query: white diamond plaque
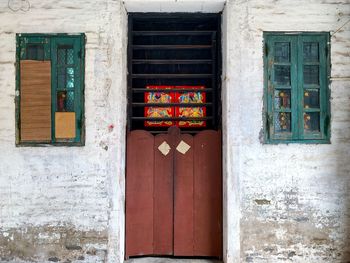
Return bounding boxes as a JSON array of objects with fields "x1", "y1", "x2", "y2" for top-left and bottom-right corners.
[
  {"x1": 176, "y1": 140, "x2": 191, "y2": 155},
  {"x1": 158, "y1": 141, "x2": 171, "y2": 156}
]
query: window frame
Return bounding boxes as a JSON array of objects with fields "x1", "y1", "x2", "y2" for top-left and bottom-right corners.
[
  {"x1": 263, "y1": 32, "x2": 331, "y2": 144},
  {"x1": 15, "y1": 33, "x2": 86, "y2": 146}
]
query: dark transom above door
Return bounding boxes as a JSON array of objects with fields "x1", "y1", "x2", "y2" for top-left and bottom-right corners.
[{"x1": 127, "y1": 13, "x2": 222, "y2": 134}]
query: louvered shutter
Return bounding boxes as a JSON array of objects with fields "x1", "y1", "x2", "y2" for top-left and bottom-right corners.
[{"x1": 20, "y1": 60, "x2": 52, "y2": 142}]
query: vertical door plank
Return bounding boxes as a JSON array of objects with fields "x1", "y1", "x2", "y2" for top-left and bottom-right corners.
[
  {"x1": 194, "y1": 130, "x2": 222, "y2": 257},
  {"x1": 174, "y1": 133, "x2": 194, "y2": 256},
  {"x1": 153, "y1": 133, "x2": 174, "y2": 255},
  {"x1": 126, "y1": 130, "x2": 155, "y2": 257}
]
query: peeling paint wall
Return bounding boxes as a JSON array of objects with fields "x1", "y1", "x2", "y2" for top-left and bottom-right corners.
[
  {"x1": 0, "y1": 0, "x2": 349, "y2": 263},
  {"x1": 222, "y1": 0, "x2": 350, "y2": 262},
  {"x1": 0, "y1": 0, "x2": 127, "y2": 262}
]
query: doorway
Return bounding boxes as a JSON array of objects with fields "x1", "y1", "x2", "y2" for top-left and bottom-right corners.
[{"x1": 125, "y1": 13, "x2": 222, "y2": 259}]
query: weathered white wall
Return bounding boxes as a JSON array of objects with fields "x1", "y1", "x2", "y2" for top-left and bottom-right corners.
[
  {"x1": 0, "y1": 0, "x2": 349, "y2": 262},
  {"x1": 222, "y1": 0, "x2": 350, "y2": 262},
  {"x1": 0, "y1": 0, "x2": 128, "y2": 262},
  {"x1": 123, "y1": 0, "x2": 226, "y2": 13}
]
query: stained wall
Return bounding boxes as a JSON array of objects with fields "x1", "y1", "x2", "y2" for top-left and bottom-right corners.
[
  {"x1": 0, "y1": 1, "x2": 128, "y2": 262},
  {"x1": 222, "y1": 0, "x2": 350, "y2": 262},
  {"x1": 0, "y1": 0, "x2": 349, "y2": 262}
]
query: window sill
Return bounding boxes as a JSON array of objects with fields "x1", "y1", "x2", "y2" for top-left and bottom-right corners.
[
  {"x1": 16, "y1": 142, "x2": 85, "y2": 147},
  {"x1": 263, "y1": 139, "x2": 330, "y2": 144}
]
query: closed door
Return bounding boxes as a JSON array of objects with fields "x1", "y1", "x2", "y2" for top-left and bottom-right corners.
[{"x1": 125, "y1": 127, "x2": 222, "y2": 258}]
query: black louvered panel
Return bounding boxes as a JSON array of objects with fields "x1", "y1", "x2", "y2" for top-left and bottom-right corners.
[{"x1": 128, "y1": 14, "x2": 221, "y2": 133}]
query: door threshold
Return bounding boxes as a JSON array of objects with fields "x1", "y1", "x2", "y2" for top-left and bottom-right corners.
[{"x1": 125, "y1": 257, "x2": 222, "y2": 263}]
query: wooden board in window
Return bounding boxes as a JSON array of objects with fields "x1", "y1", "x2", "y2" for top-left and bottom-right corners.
[
  {"x1": 55, "y1": 112, "x2": 76, "y2": 139},
  {"x1": 20, "y1": 60, "x2": 51, "y2": 142}
]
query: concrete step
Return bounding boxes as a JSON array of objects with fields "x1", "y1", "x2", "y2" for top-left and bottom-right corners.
[{"x1": 125, "y1": 258, "x2": 222, "y2": 263}]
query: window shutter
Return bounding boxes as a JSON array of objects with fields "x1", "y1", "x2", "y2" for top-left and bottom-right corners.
[
  {"x1": 264, "y1": 32, "x2": 330, "y2": 143},
  {"x1": 265, "y1": 35, "x2": 296, "y2": 141},
  {"x1": 20, "y1": 60, "x2": 52, "y2": 142}
]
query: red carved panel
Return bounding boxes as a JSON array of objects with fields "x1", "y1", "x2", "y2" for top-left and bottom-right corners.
[{"x1": 144, "y1": 86, "x2": 206, "y2": 127}]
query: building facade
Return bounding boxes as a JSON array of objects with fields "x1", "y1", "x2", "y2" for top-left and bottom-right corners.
[{"x1": 0, "y1": 0, "x2": 349, "y2": 262}]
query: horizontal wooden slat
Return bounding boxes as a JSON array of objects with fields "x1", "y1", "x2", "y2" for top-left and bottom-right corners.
[
  {"x1": 20, "y1": 60, "x2": 51, "y2": 142},
  {"x1": 133, "y1": 31, "x2": 216, "y2": 36},
  {"x1": 133, "y1": 45, "x2": 212, "y2": 50},
  {"x1": 21, "y1": 101, "x2": 52, "y2": 106},
  {"x1": 21, "y1": 118, "x2": 51, "y2": 124},
  {"x1": 20, "y1": 129, "x2": 52, "y2": 142},
  {"x1": 132, "y1": 59, "x2": 213, "y2": 65},
  {"x1": 131, "y1": 74, "x2": 213, "y2": 79},
  {"x1": 21, "y1": 106, "x2": 51, "y2": 111},
  {"x1": 132, "y1": 88, "x2": 214, "y2": 93}
]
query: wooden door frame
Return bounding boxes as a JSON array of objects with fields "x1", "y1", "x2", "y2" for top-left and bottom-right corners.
[{"x1": 124, "y1": 12, "x2": 224, "y2": 261}]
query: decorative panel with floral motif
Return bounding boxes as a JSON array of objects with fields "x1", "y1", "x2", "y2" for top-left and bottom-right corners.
[
  {"x1": 144, "y1": 86, "x2": 175, "y2": 127},
  {"x1": 144, "y1": 85, "x2": 207, "y2": 128},
  {"x1": 175, "y1": 86, "x2": 206, "y2": 127}
]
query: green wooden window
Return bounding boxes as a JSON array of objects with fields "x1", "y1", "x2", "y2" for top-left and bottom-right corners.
[
  {"x1": 263, "y1": 32, "x2": 330, "y2": 144},
  {"x1": 16, "y1": 34, "x2": 85, "y2": 146}
]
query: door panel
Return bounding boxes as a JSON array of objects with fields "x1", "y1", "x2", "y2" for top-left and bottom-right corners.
[
  {"x1": 174, "y1": 133, "x2": 194, "y2": 256},
  {"x1": 194, "y1": 131, "x2": 222, "y2": 257},
  {"x1": 126, "y1": 131, "x2": 154, "y2": 256},
  {"x1": 125, "y1": 128, "x2": 222, "y2": 258},
  {"x1": 153, "y1": 133, "x2": 174, "y2": 255}
]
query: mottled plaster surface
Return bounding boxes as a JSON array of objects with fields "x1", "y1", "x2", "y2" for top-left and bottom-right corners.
[
  {"x1": 0, "y1": 0, "x2": 349, "y2": 262},
  {"x1": 223, "y1": 0, "x2": 350, "y2": 262}
]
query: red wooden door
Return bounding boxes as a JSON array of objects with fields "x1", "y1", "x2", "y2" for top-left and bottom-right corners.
[{"x1": 125, "y1": 127, "x2": 222, "y2": 258}]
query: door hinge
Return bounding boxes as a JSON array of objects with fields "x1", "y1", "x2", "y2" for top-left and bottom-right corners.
[
  {"x1": 324, "y1": 114, "x2": 330, "y2": 136},
  {"x1": 266, "y1": 113, "x2": 272, "y2": 138},
  {"x1": 264, "y1": 43, "x2": 268, "y2": 56},
  {"x1": 78, "y1": 117, "x2": 82, "y2": 128}
]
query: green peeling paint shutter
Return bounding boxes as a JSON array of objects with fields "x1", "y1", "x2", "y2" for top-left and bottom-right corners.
[
  {"x1": 51, "y1": 36, "x2": 84, "y2": 143},
  {"x1": 264, "y1": 32, "x2": 330, "y2": 144}
]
